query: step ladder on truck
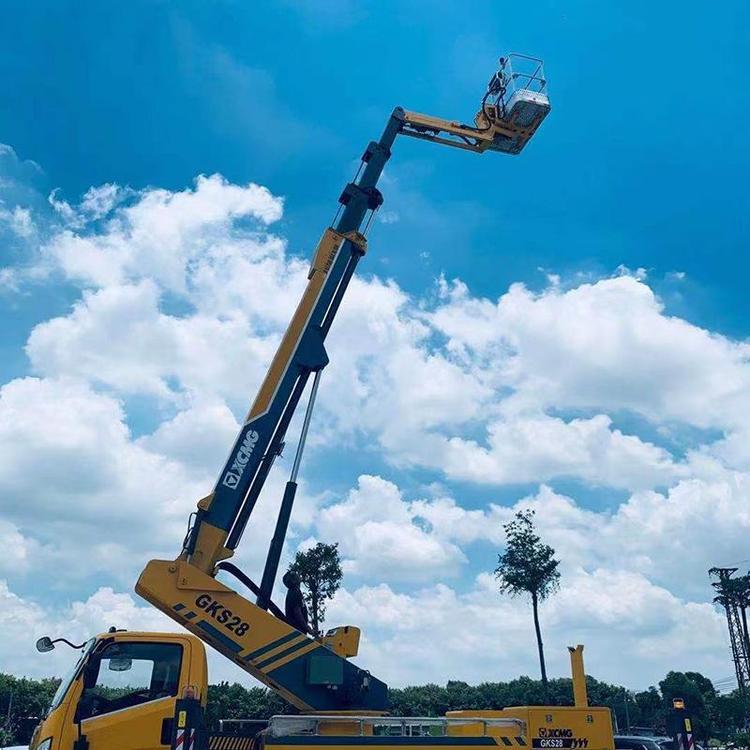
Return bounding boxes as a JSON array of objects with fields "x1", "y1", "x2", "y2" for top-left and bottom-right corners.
[{"x1": 28, "y1": 53, "x2": 613, "y2": 750}]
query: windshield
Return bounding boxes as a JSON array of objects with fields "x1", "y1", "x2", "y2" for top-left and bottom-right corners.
[{"x1": 48, "y1": 637, "x2": 97, "y2": 712}]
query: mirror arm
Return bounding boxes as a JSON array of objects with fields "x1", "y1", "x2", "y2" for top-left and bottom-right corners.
[{"x1": 55, "y1": 637, "x2": 87, "y2": 649}]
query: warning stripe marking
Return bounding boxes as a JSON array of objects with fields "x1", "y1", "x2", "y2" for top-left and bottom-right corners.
[
  {"x1": 208, "y1": 735, "x2": 255, "y2": 749},
  {"x1": 261, "y1": 641, "x2": 320, "y2": 673},
  {"x1": 253, "y1": 634, "x2": 309, "y2": 667},
  {"x1": 245, "y1": 631, "x2": 302, "y2": 662}
]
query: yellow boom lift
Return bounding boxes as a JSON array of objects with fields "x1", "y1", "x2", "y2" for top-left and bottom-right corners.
[{"x1": 30, "y1": 54, "x2": 614, "y2": 750}]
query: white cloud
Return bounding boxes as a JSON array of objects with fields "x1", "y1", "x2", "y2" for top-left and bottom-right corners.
[
  {"x1": 25, "y1": 176, "x2": 719, "y2": 495},
  {"x1": 0, "y1": 521, "x2": 37, "y2": 573},
  {"x1": 0, "y1": 582, "x2": 224, "y2": 682},
  {"x1": 328, "y1": 569, "x2": 726, "y2": 689},
  {"x1": 0, "y1": 376, "x2": 202, "y2": 585},
  {"x1": 0, "y1": 205, "x2": 33, "y2": 238},
  {"x1": 431, "y1": 275, "x2": 750, "y2": 433},
  {"x1": 45, "y1": 174, "x2": 283, "y2": 290},
  {"x1": 3, "y1": 164, "x2": 750, "y2": 690},
  {"x1": 26, "y1": 281, "x2": 277, "y2": 404},
  {"x1": 404, "y1": 412, "x2": 681, "y2": 490},
  {"x1": 316, "y1": 475, "x2": 466, "y2": 581},
  {"x1": 80, "y1": 184, "x2": 125, "y2": 219},
  {"x1": 412, "y1": 479, "x2": 750, "y2": 603},
  {"x1": 137, "y1": 399, "x2": 240, "y2": 477}
]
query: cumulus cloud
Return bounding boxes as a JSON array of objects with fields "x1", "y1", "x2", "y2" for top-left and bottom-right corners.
[
  {"x1": 327, "y1": 569, "x2": 727, "y2": 688},
  {"x1": 20, "y1": 174, "x2": 694, "y2": 494},
  {"x1": 45, "y1": 173, "x2": 283, "y2": 290},
  {"x1": 26, "y1": 281, "x2": 277, "y2": 404},
  {"x1": 3, "y1": 160, "x2": 750, "y2": 688},
  {"x1": 316, "y1": 475, "x2": 466, "y2": 580},
  {"x1": 316, "y1": 468, "x2": 750, "y2": 608},
  {"x1": 0, "y1": 376, "x2": 202, "y2": 586},
  {"x1": 17, "y1": 172, "x2": 722, "y2": 501},
  {"x1": 405, "y1": 412, "x2": 681, "y2": 490},
  {"x1": 0, "y1": 582, "x2": 238, "y2": 684},
  {"x1": 430, "y1": 275, "x2": 750, "y2": 433}
]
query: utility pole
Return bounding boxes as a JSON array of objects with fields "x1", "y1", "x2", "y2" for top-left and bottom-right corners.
[
  {"x1": 623, "y1": 689, "x2": 632, "y2": 734},
  {"x1": 735, "y1": 573, "x2": 750, "y2": 666},
  {"x1": 710, "y1": 567, "x2": 750, "y2": 715}
]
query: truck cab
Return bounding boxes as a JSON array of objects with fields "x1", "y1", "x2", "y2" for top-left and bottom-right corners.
[{"x1": 30, "y1": 630, "x2": 207, "y2": 750}]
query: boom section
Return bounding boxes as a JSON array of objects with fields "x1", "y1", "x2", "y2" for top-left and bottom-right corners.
[
  {"x1": 185, "y1": 110, "x2": 405, "y2": 574},
  {"x1": 136, "y1": 559, "x2": 388, "y2": 712}
]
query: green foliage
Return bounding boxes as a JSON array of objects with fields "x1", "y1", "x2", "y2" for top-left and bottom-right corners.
[
  {"x1": 712, "y1": 692, "x2": 746, "y2": 738},
  {"x1": 288, "y1": 542, "x2": 343, "y2": 636},
  {"x1": 659, "y1": 671, "x2": 715, "y2": 739},
  {"x1": 0, "y1": 672, "x2": 60, "y2": 745},
  {"x1": 495, "y1": 509, "x2": 560, "y2": 601},
  {"x1": 204, "y1": 681, "x2": 293, "y2": 728},
  {"x1": 728, "y1": 731, "x2": 750, "y2": 748}
]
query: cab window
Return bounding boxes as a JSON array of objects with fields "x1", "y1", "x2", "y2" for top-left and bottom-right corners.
[{"x1": 78, "y1": 641, "x2": 182, "y2": 720}]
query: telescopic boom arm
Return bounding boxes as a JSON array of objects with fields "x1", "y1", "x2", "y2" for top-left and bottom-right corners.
[{"x1": 136, "y1": 53, "x2": 549, "y2": 713}]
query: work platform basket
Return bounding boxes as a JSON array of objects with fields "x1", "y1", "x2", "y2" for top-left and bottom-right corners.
[{"x1": 484, "y1": 53, "x2": 550, "y2": 154}]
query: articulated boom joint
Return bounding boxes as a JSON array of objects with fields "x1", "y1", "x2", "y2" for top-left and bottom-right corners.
[
  {"x1": 339, "y1": 182, "x2": 384, "y2": 211},
  {"x1": 341, "y1": 229, "x2": 367, "y2": 253},
  {"x1": 362, "y1": 140, "x2": 391, "y2": 163}
]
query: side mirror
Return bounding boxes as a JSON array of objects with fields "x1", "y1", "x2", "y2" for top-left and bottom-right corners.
[
  {"x1": 108, "y1": 657, "x2": 132, "y2": 672},
  {"x1": 36, "y1": 636, "x2": 55, "y2": 653}
]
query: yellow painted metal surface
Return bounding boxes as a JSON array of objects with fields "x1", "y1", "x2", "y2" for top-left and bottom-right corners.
[
  {"x1": 31, "y1": 631, "x2": 207, "y2": 750},
  {"x1": 136, "y1": 558, "x2": 322, "y2": 710},
  {"x1": 568, "y1": 645, "x2": 589, "y2": 708},
  {"x1": 247, "y1": 227, "x2": 347, "y2": 423},
  {"x1": 447, "y1": 708, "x2": 614, "y2": 750},
  {"x1": 264, "y1": 743, "x2": 498, "y2": 750},
  {"x1": 188, "y1": 227, "x2": 355, "y2": 575},
  {"x1": 185, "y1": 519, "x2": 233, "y2": 576},
  {"x1": 322, "y1": 625, "x2": 361, "y2": 658}
]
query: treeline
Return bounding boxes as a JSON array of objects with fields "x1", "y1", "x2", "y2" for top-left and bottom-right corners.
[
  {"x1": 0, "y1": 673, "x2": 60, "y2": 745},
  {"x1": 1, "y1": 671, "x2": 747, "y2": 746}
]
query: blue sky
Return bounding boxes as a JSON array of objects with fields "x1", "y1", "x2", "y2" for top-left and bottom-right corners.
[
  {"x1": 1, "y1": 1, "x2": 749, "y2": 691},
  {"x1": 3, "y1": 0, "x2": 749, "y2": 332}
]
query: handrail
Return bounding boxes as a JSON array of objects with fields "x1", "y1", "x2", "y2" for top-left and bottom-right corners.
[
  {"x1": 218, "y1": 718, "x2": 269, "y2": 732},
  {"x1": 267, "y1": 714, "x2": 527, "y2": 738}
]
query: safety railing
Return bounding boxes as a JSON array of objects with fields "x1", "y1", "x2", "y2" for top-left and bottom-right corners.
[
  {"x1": 217, "y1": 717, "x2": 269, "y2": 733},
  {"x1": 268, "y1": 714, "x2": 527, "y2": 739},
  {"x1": 500, "y1": 53, "x2": 548, "y2": 100}
]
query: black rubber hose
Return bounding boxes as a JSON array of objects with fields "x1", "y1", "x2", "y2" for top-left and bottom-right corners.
[{"x1": 215, "y1": 561, "x2": 289, "y2": 623}]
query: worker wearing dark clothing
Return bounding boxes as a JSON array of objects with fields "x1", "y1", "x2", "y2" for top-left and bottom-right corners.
[{"x1": 283, "y1": 571, "x2": 311, "y2": 635}]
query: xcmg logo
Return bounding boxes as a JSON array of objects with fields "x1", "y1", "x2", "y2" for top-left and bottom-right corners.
[{"x1": 222, "y1": 430, "x2": 260, "y2": 489}]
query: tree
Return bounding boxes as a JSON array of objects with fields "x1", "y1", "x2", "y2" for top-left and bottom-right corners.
[
  {"x1": 0, "y1": 673, "x2": 60, "y2": 745},
  {"x1": 495, "y1": 509, "x2": 560, "y2": 692},
  {"x1": 713, "y1": 691, "x2": 747, "y2": 739},
  {"x1": 287, "y1": 542, "x2": 343, "y2": 636},
  {"x1": 659, "y1": 671, "x2": 717, "y2": 741}
]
